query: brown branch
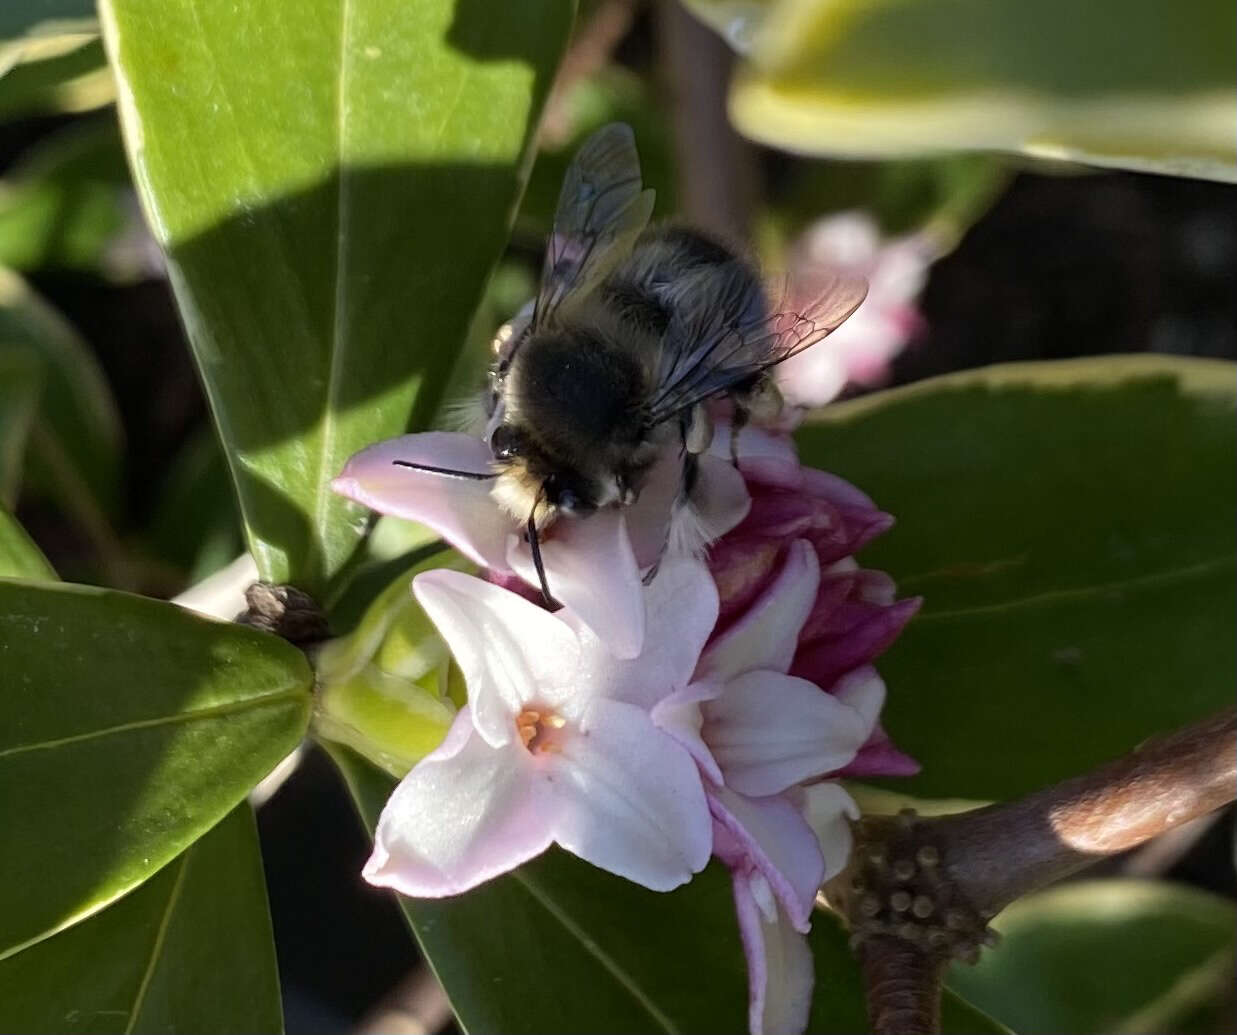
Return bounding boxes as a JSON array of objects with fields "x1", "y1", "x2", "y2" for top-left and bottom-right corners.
[
  {"x1": 932, "y1": 708, "x2": 1237, "y2": 916},
  {"x1": 826, "y1": 709, "x2": 1237, "y2": 1034},
  {"x1": 655, "y1": 0, "x2": 759, "y2": 243},
  {"x1": 539, "y1": 0, "x2": 638, "y2": 148},
  {"x1": 858, "y1": 936, "x2": 944, "y2": 1035}
]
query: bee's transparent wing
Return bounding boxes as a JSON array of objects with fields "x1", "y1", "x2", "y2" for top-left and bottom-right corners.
[
  {"x1": 646, "y1": 269, "x2": 868, "y2": 427},
  {"x1": 532, "y1": 123, "x2": 655, "y2": 329}
]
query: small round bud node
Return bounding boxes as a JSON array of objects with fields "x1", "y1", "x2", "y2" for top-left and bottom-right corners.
[{"x1": 945, "y1": 908, "x2": 969, "y2": 931}]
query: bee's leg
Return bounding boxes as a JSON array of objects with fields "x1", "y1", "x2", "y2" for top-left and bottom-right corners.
[
  {"x1": 685, "y1": 402, "x2": 714, "y2": 455},
  {"x1": 728, "y1": 376, "x2": 783, "y2": 465},
  {"x1": 728, "y1": 403, "x2": 749, "y2": 467},
  {"x1": 526, "y1": 510, "x2": 560, "y2": 609}
]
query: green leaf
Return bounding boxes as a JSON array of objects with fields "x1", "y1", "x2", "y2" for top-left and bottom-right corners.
[
  {"x1": 948, "y1": 879, "x2": 1235, "y2": 1035},
  {"x1": 0, "y1": 804, "x2": 282, "y2": 1035},
  {"x1": 796, "y1": 355, "x2": 1236, "y2": 800},
  {"x1": 146, "y1": 428, "x2": 243, "y2": 585},
  {"x1": 0, "y1": 118, "x2": 137, "y2": 277},
  {"x1": 0, "y1": 267, "x2": 123, "y2": 522},
  {"x1": 0, "y1": 579, "x2": 312, "y2": 957},
  {"x1": 0, "y1": 505, "x2": 55, "y2": 579},
  {"x1": 328, "y1": 745, "x2": 1006, "y2": 1034},
  {"x1": 689, "y1": 0, "x2": 1236, "y2": 181},
  {"x1": 0, "y1": 39, "x2": 111, "y2": 121},
  {"x1": 100, "y1": 0, "x2": 574, "y2": 594},
  {"x1": 0, "y1": 1, "x2": 96, "y2": 76},
  {"x1": 0, "y1": 345, "x2": 42, "y2": 506}
]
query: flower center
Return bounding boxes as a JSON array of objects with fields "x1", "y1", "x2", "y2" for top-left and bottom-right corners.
[{"x1": 515, "y1": 707, "x2": 567, "y2": 754}]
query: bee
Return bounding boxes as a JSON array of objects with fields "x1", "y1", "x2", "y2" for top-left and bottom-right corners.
[{"x1": 398, "y1": 123, "x2": 866, "y2": 604}]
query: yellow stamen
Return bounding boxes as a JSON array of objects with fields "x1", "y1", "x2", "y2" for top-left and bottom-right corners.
[{"x1": 515, "y1": 706, "x2": 567, "y2": 753}]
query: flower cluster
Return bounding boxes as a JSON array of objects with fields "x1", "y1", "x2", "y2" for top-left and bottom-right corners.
[
  {"x1": 333, "y1": 422, "x2": 918, "y2": 1035},
  {"x1": 776, "y1": 211, "x2": 936, "y2": 411}
]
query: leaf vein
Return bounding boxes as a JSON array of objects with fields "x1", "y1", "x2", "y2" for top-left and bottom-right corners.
[
  {"x1": 124, "y1": 852, "x2": 190, "y2": 1034},
  {"x1": 512, "y1": 870, "x2": 681, "y2": 1034},
  {"x1": 915, "y1": 555, "x2": 1235, "y2": 623},
  {"x1": 0, "y1": 688, "x2": 305, "y2": 760},
  {"x1": 313, "y1": 0, "x2": 356, "y2": 559}
]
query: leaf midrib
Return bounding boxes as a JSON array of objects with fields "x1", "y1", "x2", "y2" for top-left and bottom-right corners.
[
  {"x1": 913, "y1": 554, "x2": 1234, "y2": 623},
  {"x1": 511, "y1": 870, "x2": 681, "y2": 1034},
  {"x1": 310, "y1": 0, "x2": 355, "y2": 566},
  {"x1": 124, "y1": 852, "x2": 190, "y2": 1034},
  {"x1": 0, "y1": 687, "x2": 305, "y2": 760}
]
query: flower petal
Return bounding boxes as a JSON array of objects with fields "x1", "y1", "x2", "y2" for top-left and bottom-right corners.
[
  {"x1": 624, "y1": 448, "x2": 751, "y2": 568},
  {"x1": 829, "y1": 665, "x2": 885, "y2": 732},
  {"x1": 693, "y1": 454, "x2": 752, "y2": 541},
  {"x1": 364, "y1": 708, "x2": 558, "y2": 896},
  {"x1": 508, "y1": 508, "x2": 645, "y2": 659},
  {"x1": 710, "y1": 785, "x2": 824, "y2": 928},
  {"x1": 650, "y1": 679, "x2": 725, "y2": 785},
  {"x1": 731, "y1": 877, "x2": 815, "y2": 1035},
  {"x1": 791, "y1": 597, "x2": 921, "y2": 690},
  {"x1": 838, "y1": 725, "x2": 921, "y2": 779},
  {"x1": 701, "y1": 540, "x2": 820, "y2": 681},
  {"x1": 704, "y1": 670, "x2": 873, "y2": 796},
  {"x1": 801, "y1": 782, "x2": 860, "y2": 882},
  {"x1": 412, "y1": 569, "x2": 580, "y2": 745},
  {"x1": 709, "y1": 423, "x2": 802, "y2": 488},
  {"x1": 568, "y1": 556, "x2": 719, "y2": 710},
  {"x1": 549, "y1": 698, "x2": 710, "y2": 891},
  {"x1": 333, "y1": 433, "x2": 510, "y2": 570}
]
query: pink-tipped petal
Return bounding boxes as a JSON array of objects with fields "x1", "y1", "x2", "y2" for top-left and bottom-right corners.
[
  {"x1": 792, "y1": 597, "x2": 921, "y2": 689},
  {"x1": 710, "y1": 786, "x2": 824, "y2": 928},
  {"x1": 569, "y1": 557, "x2": 719, "y2": 711},
  {"x1": 623, "y1": 446, "x2": 681, "y2": 567},
  {"x1": 651, "y1": 679, "x2": 725, "y2": 786},
  {"x1": 364, "y1": 709, "x2": 558, "y2": 897},
  {"x1": 550, "y1": 698, "x2": 711, "y2": 891},
  {"x1": 710, "y1": 422, "x2": 800, "y2": 476},
  {"x1": 693, "y1": 454, "x2": 753, "y2": 541},
  {"x1": 332, "y1": 433, "x2": 510, "y2": 570},
  {"x1": 703, "y1": 671, "x2": 873, "y2": 796},
  {"x1": 625, "y1": 450, "x2": 751, "y2": 568},
  {"x1": 801, "y1": 782, "x2": 860, "y2": 882},
  {"x1": 509, "y1": 508, "x2": 645, "y2": 659},
  {"x1": 798, "y1": 466, "x2": 877, "y2": 511},
  {"x1": 711, "y1": 539, "x2": 783, "y2": 623},
  {"x1": 837, "y1": 726, "x2": 921, "y2": 779},
  {"x1": 701, "y1": 541, "x2": 820, "y2": 681},
  {"x1": 830, "y1": 666, "x2": 886, "y2": 737},
  {"x1": 412, "y1": 569, "x2": 581, "y2": 745},
  {"x1": 731, "y1": 875, "x2": 815, "y2": 1035}
]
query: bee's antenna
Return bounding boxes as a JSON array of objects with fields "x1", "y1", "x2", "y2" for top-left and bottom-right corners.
[
  {"x1": 526, "y1": 507, "x2": 560, "y2": 610},
  {"x1": 391, "y1": 460, "x2": 494, "y2": 481}
]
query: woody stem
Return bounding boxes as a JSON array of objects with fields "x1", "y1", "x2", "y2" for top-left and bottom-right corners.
[{"x1": 837, "y1": 708, "x2": 1237, "y2": 1035}]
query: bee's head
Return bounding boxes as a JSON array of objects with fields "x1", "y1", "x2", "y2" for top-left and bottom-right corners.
[{"x1": 488, "y1": 422, "x2": 605, "y2": 523}]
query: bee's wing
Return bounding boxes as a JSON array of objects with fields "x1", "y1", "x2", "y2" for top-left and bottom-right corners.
[
  {"x1": 532, "y1": 123, "x2": 656, "y2": 328},
  {"x1": 646, "y1": 268, "x2": 868, "y2": 427}
]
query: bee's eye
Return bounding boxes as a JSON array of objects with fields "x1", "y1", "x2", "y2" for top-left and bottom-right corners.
[
  {"x1": 556, "y1": 488, "x2": 582, "y2": 513},
  {"x1": 490, "y1": 425, "x2": 523, "y2": 460}
]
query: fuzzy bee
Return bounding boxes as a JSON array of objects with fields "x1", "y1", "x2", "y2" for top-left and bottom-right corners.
[{"x1": 399, "y1": 123, "x2": 866, "y2": 604}]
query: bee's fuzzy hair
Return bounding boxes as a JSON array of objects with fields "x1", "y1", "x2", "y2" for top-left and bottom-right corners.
[{"x1": 440, "y1": 392, "x2": 490, "y2": 436}]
